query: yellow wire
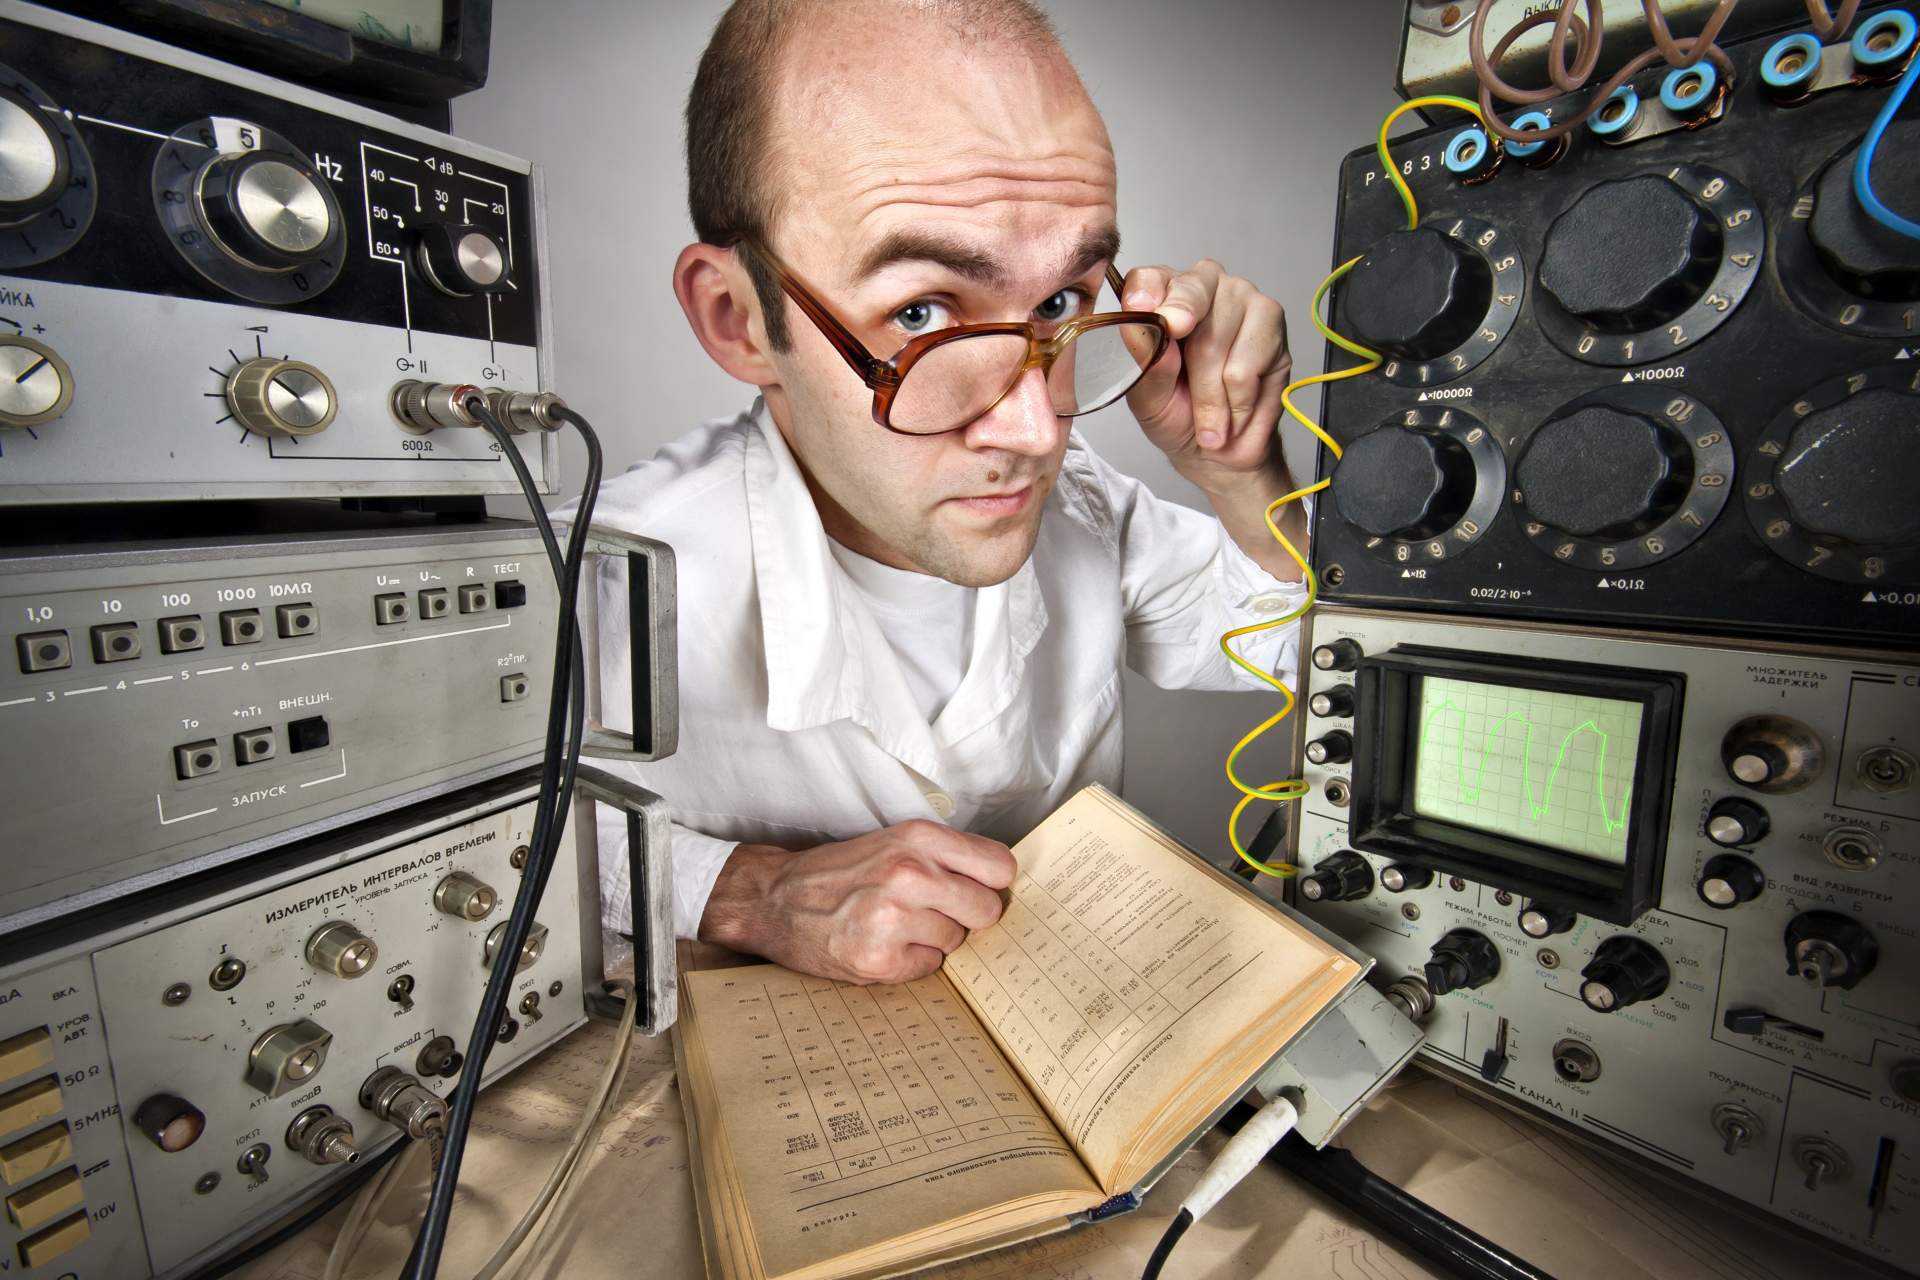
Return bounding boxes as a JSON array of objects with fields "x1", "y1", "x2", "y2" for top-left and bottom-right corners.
[
  {"x1": 1376, "y1": 94, "x2": 1492, "y2": 230},
  {"x1": 1219, "y1": 97, "x2": 1489, "y2": 878}
]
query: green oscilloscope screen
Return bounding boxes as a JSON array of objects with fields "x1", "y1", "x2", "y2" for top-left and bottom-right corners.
[{"x1": 1410, "y1": 675, "x2": 1643, "y2": 864}]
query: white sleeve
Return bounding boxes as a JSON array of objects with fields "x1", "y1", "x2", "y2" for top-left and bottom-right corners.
[
  {"x1": 1069, "y1": 442, "x2": 1311, "y2": 693},
  {"x1": 595, "y1": 804, "x2": 737, "y2": 942}
]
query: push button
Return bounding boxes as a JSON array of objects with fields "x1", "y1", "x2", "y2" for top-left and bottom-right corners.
[
  {"x1": 16, "y1": 1209, "x2": 89, "y2": 1266},
  {"x1": 0, "y1": 1124, "x2": 71, "y2": 1184},
  {"x1": 0, "y1": 1077, "x2": 61, "y2": 1139},
  {"x1": 0, "y1": 1029, "x2": 52, "y2": 1084},
  {"x1": 287, "y1": 716, "x2": 330, "y2": 753},
  {"x1": 493, "y1": 579, "x2": 527, "y2": 609},
  {"x1": 5, "y1": 1165, "x2": 81, "y2": 1231}
]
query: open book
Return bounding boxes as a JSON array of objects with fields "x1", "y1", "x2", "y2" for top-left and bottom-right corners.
[{"x1": 673, "y1": 785, "x2": 1367, "y2": 1280}]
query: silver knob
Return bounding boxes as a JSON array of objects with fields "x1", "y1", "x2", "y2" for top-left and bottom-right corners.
[
  {"x1": 306, "y1": 920, "x2": 377, "y2": 978},
  {"x1": 227, "y1": 357, "x2": 336, "y2": 438},
  {"x1": 434, "y1": 870, "x2": 500, "y2": 922},
  {"x1": 0, "y1": 336, "x2": 73, "y2": 428},
  {"x1": 232, "y1": 158, "x2": 332, "y2": 256},
  {"x1": 0, "y1": 90, "x2": 62, "y2": 219}
]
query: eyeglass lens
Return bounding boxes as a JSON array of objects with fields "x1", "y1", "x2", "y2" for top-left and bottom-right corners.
[{"x1": 888, "y1": 321, "x2": 1162, "y2": 434}]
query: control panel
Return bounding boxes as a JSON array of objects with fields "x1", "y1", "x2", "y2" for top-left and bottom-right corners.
[
  {"x1": 0, "y1": 2, "x2": 554, "y2": 504},
  {"x1": 0, "y1": 516, "x2": 555, "y2": 926},
  {"x1": 1314, "y1": 4, "x2": 1919, "y2": 648},
  {"x1": 0, "y1": 774, "x2": 596, "y2": 1279},
  {"x1": 1289, "y1": 606, "x2": 1919, "y2": 1270}
]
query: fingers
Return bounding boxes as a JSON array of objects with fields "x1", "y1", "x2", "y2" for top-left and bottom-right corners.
[
  {"x1": 1183, "y1": 278, "x2": 1251, "y2": 448},
  {"x1": 898, "y1": 820, "x2": 1018, "y2": 891},
  {"x1": 1223, "y1": 293, "x2": 1289, "y2": 444}
]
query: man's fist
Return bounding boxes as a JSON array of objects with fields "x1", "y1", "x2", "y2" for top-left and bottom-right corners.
[{"x1": 699, "y1": 821, "x2": 1018, "y2": 984}]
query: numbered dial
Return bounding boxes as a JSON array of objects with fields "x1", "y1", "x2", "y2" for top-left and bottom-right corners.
[
  {"x1": 415, "y1": 221, "x2": 510, "y2": 296},
  {"x1": 0, "y1": 65, "x2": 96, "y2": 267},
  {"x1": 0, "y1": 335, "x2": 73, "y2": 429},
  {"x1": 1745, "y1": 365, "x2": 1920, "y2": 586},
  {"x1": 1780, "y1": 127, "x2": 1920, "y2": 338},
  {"x1": 152, "y1": 116, "x2": 346, "y2": 305},
  {"x1": 1534, "y1": 165, "x2": 1762, "y2": 365},
  {"x1": 226, "y1": 357, "x2": 337, "y2": 438},
  {"x1": 1349, "y1": 216, "x2": 1523, "y2": 387},
  {"x1": 1513, "y1": 385, "x2": 1733, "y2": 571},
  {"x1": 1331, "y1": 406, "x2": 1505, "y2": 569}
]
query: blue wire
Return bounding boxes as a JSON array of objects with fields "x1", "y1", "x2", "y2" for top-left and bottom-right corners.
[{"x1": 1853, "y1": 53, "x2": 1920, "y2": 241}]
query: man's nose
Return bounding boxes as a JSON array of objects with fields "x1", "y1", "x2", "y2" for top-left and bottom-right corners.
[{"x1": 962, "y1": 366, "x2": 1063, "y2": 458}]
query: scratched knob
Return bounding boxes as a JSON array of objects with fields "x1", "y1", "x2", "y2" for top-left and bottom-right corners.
[
  {"x1": 0, "y1": 86, "x2": 67, "y2": 223},
  {"x1": 1579, "y1": 935, "x2": 1669, "y2": 1012},
  {"x1": 0, "y1": 335, "x2": 73, "y2": 429},
  {"x1": 226, "y1": 357, "x2": 337, "y2": 438},
  {"x1": 415, "y1": 222, "x2": 509, "y2": 296},
  {"x1": 1539, "y1": 174, "x2": 1722, "y2": 330},
  {"x1": 1343, "y1": 228, "x2": 1492, "y2": 360},
  {"x1": 1774, "y1": 389, "x2": 1920, "y2": 549},
  {"x1": 198, "y1": 151, "x2": 337, "y2": 269}
]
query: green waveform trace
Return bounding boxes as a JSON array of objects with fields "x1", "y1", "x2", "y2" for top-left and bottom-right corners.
[{"x1": 1418, "y1": 692, "x2": 1635, "y2": 837}]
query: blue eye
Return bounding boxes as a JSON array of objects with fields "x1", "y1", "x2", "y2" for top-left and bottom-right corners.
[
  {"x1": 1034, "y1": 289, "x2": 1085, "y2": 323},
  {"x1": 893, "y1": 300, "x2": 951, "y2": 334}
]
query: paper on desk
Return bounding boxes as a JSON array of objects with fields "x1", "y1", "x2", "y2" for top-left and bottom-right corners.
[{"x1": 235, "y1": 1024, "x2": 1839, "y2": 1280}]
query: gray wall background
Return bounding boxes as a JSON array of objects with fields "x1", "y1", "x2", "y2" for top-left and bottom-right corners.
[{"x1": 457, "y1": 0, "x2": 1404, "y2": 856}]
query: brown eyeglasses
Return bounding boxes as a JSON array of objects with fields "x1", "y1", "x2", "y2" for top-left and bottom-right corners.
[{"x1": 740, "y1": 240, "x2": 1172, "y2": 436}]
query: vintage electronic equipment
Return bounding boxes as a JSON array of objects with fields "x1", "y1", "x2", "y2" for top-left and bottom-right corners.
[
  {"x1": 0, "y1": 0, "x2": 552, "y2": 505},
  {"x1": 1399, "y1": 0, "x2": 1810, "y2": 105},
  {"x1": 36, "y1": 0, "x2": 495, "y2": 107},
  {"x1": 1287, "y1": 605, "x2": 1918, "y2": 1271},
  {"x1": 1315, "y1": 4, "x2": 1919, "y2": 649},
  {"x1": 0, "y1": 511, "x2": 561, "y2": 927},
  {"x1": 0, "y1": 766, "x2": 668, "y2": 1279}
]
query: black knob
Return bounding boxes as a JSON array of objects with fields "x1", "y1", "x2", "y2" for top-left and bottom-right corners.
[
  {"x1": 1579, "y1": 935, "x2": 1670, "y2": 1012},
  {"x1": 1721, "y1": 715, "x2": 1824, "y2": 792},
  {"x1": 1305, "y1": 731, "x2": 1353, "y2": 766},
  {"x1": 197, "y1": 151, "x2": 337, "y2": 269},
  {"x1": 1539, "y1": 174, "x2": 1722, "y2": 330},
  {"x1": 1299, "y1": 851, "x2": 1373, "y2": 903},
  {"x1": 1309, "y1": 684, "x2": 1354, "y2": 718},
  {"x1": 1706, "y1": 797, "x2": 1770, "y2": 847},
  {"x1": 1808, "y1": 123, "x2": 1920, "y2": 302},
  {"x1": 133, "y1": 1093, "x2": 207, "y2": 1153},
  {"x1": 1330, "y1": 426, "x2": 1478, "y2": 539},
  {"x1": 1312, "y1": 639, "x2": 1362, "y2": 672},
  {"x1": 1518, "y1": 405, "x2": 1689, "y2": 538},
  {"x1": 415, "y1": 222, "x2": 511, "y2": 296},
  {"x1": 1380, "y1": 863, "x2": 1433, "y2": 893},
  {"x1": 1424, "y1": 928, "x2": 1501, "y2": 996},
  {"x1": 0, "y1": 86, "x2": 69, "y2": 224},
  {"x1": 1517, "y1": 901, "x2": 1576, "y2": 938},
  {"x1": 1698, "y1": 854, "x2": 1766, "y2": 909},
  {"x1": 1785, "y1": 911, "x2": 1878, "y2": 990},
  {"x1": 1343, "y1": 228, "x2": 1494, "y2": 360},
  {"x1": 1774, "y1": 389, "x2": 1920, "y2": 549}
]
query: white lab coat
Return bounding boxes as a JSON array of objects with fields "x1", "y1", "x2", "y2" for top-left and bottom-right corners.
[{"x1": 566, "y1": 401, "x2": 1306, "y2": 940}]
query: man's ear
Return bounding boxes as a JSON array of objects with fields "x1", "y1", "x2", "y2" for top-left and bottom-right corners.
[{"x1": 674, "y1": 243, "x2": 780, "y2": 388}]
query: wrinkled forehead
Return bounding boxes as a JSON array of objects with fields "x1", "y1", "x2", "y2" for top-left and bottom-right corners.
[{"x1": 765, "y1": 16, "x2": 1118, "y2": 288}]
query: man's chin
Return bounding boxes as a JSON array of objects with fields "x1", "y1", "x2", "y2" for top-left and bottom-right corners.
[{"x1": 921, "y1": 516, "x2": 1043, "y2": 588}]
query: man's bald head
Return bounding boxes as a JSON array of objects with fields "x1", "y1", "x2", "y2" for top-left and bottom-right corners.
[{"x1": 685, "y1": 0, "x2": 1077, "y2": 350}]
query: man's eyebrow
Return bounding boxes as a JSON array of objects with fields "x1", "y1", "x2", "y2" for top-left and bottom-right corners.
[
  {"x1": 852, "y1": 231, "x2": 1008, "y2": 287},
  {"x1": 1061, "y1": 226, "x2": 1122, "y2": 285}
]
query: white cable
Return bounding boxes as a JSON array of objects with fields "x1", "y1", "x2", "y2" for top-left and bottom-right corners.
[
  {"x1": 324, "y1": 1137, "x2": 429, "y2": 1280},
  {"x1": 474, "y1": 980, "x2": 639, "y2": 1280},
  {"x1": 1180, "y1": 1095, "x2": 1300, "y2": 1221}
]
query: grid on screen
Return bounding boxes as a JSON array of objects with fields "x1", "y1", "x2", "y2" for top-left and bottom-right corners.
[{"x1": 1410, "y1": 675, "x2": 1642, "y2": 864}]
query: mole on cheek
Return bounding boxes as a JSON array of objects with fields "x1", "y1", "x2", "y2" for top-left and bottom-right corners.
[{"x1": 988, "y1": 470, "x2": 1000, "y2": 483}]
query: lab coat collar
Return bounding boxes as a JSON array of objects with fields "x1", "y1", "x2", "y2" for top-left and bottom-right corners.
[{"x1": 742, "y1": 400, "x2": 1048, "y2": 776}]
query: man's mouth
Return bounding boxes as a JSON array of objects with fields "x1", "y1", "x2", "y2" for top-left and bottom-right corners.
[{"x1": 946, "y1": 485, "x2": 1033, "y2": 518}]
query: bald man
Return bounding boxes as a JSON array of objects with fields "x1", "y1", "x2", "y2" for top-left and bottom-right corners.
[{"x1": 580, "y1": 0, "x2": 1307, "y2": 984}]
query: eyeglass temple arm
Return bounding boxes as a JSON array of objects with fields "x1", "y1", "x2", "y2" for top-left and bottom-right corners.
[{"x1": 743, "y1": 241, "x2": 893, "y2": 388}]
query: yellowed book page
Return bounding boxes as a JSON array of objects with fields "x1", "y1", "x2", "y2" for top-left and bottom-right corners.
[
  {"x1": 681, "y1": 963, "x2": 1105, "y2": 1280},
  {"x1": 941, "y1": 785, "x2": 1363, "y2": 1188}
]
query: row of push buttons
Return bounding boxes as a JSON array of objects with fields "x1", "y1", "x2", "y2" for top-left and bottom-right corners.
[{"x1": 0, "y1": 1028, "x2": 89, "y2": 1267}]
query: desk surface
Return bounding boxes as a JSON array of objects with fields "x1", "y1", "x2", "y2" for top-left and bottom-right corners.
[{"x1": 235, "y1": 1018, "x2": 1848, "y2": 1280}]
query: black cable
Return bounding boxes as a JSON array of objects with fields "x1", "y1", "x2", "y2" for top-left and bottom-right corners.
[
  {"x1": 401, "y1": 399, "x2": 603, "y2": 1279},
  {"x1": 1219, "y1": 1104, "x2": 1556, "y2": 1280},
  {"x1": 1140, "y1": 1207, "x2": 1193, "y2": 1280},
  {"x1": 192, "y1": 1138, "x2": 410, "y2": 1279}
]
